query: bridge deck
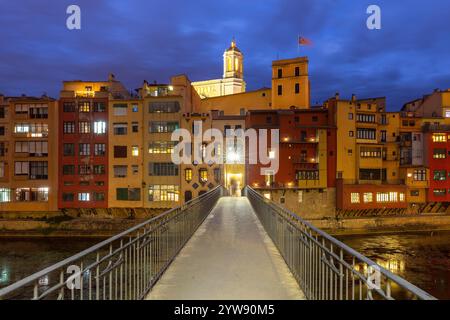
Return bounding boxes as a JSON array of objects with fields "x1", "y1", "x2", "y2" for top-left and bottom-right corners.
[{"x1": 146, "y1": 197, "x2": 305, "y2": 300}]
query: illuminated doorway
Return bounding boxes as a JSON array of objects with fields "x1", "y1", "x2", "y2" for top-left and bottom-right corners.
[{"x1": 226, "y1": 173, "x2": 243, "y2": 196}]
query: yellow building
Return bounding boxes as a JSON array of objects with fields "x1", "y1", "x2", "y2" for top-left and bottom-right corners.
[
  {"x1": 0, "y1": 95, "x2": 58, "y2": 212},
  {"x1": 192, "y1": 40, "x2": 246, "y2": 99},
  {"x1": 271, "y1": 57, "x2": 310, "y2": 109},
  {"x1": 108, "y1": 99, "x2": 144, "y2": 208}
]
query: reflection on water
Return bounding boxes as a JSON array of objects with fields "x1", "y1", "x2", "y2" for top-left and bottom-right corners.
[
  {"x1": 0, "y1": 238, "x2": 102, "y2": 290},
  {"x1": 337, "y1": 231, "x2": 450, "y2": 300}
]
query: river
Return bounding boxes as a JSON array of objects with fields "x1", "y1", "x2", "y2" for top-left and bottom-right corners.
[{"x1": 1, "y1": 232, "x2": 449, "y2": 300}]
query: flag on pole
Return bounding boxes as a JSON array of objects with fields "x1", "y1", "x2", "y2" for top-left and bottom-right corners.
[{"x1": 298, "y1": 36, "x2": 312, "y2": 46}]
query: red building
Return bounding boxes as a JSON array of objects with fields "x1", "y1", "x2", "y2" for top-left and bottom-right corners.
[
  {"x1": 245, "y1": 107, "x2": 336, "y2": 190},
  {"x1": 424, "y1": 124, "x2": 450, "y2": 202}
]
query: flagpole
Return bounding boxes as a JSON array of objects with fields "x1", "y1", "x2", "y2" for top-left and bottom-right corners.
[{"x1": 297, "y1": 34, "x2": 300, "y2": 56}]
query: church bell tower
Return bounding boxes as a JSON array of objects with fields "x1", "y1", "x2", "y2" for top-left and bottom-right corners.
[{"x1": 223, "y1": 39, "x2": 243, "y2": 79}]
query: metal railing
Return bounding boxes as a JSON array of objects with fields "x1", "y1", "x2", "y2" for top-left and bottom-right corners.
[
  {"x1": 245, "y1": 186, "x2": 436, "y2": 300},
  {"x1": 0, "y1": 186, "x2": 224, "y2": 300}
]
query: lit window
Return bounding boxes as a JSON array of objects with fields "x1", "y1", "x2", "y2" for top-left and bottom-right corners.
[
  {"x1": 400, "y1": 193, "x2": 405, "y2": 202},
  {"x1": 148, "y1": 185, "x2": 179, "y2": 202},
  {"x1": 389, "y1": 192, "x2": 398, "y2": 202},
  {"x1": 445, "y1": 109, "x2": 450, "y2": 118},
  {"x1": 432, "y1": 134, "x2": 447, "y2": 143},
  {"x1": 199, "y1": 169, "x2": 208, "y2": 183},
  {"x1": 269, "y1": 150, "x2": 276, "y2": 159},
  {"x1": 132, "y1": 104, "x2": 139, "y2": 112},
  {"x1": 363, "y1": 192, "x2": 373, "y2": 203},
  {"x1": 94, "y1": 121, "x2": 106, "y2": 134},
  {"x1": 185, "y1": 168, "x2": 192, "y2": 182},
  {"x1": 298, "y1": 191, "x2": 303, "y2": 203},
  {"x1": 0, "y1": 188, "x2": 11, "y2": 202},
  {"x1": 79, "y1": 102, "x2": 90, "y2": 113},
  {"x1": 264, "y1": 193, "x2": 271, "y2": 200},
  {"x1": 351, "y1": 193, "x2": 360, "y2": 204},
  {"x1": 433, "y1": 149, "x2": 446, "y2": 159},
  {"x1": 132, "y1": 146, "x2": 139, "y2": 157},
  {"x1": 79, "y1": 122, "x2": 91, "y2": 134},
  {"x1": 376, "y1": 192, "x2": 389, "y2": 202},
  {"x1": 265, "y1": 171, "x2": 274, "y2": 187},
  {"x1": 78, "y1": 193, "x2": 90, "y2": 201}
]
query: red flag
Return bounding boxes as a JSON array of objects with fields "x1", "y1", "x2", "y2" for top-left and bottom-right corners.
[{"x1": 298, "y1": 36, "x2": 312, "y2": 46}]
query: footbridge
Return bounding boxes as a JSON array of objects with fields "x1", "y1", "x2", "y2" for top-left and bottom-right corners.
[{"x1": 0, "y1": 186, "x2": 436, "y2": 300}]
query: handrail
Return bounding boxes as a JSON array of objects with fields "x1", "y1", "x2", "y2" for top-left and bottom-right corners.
[
  {"x1": 0, "y1": 186, "x2": 225, "y2": 300},
  {"x1": 245, "y1": 186, "x2": 436, "y2": 300}
]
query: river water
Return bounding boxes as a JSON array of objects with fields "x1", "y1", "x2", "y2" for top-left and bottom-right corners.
[{"x1": 1, "y1": 232, "x2": 449, "y2": 299}]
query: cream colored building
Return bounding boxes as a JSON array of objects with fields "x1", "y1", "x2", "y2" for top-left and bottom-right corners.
[{"x1": 192, "y1": 40, "x2": 246, "y2": 99}]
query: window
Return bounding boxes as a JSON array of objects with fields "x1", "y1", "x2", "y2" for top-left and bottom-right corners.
[
  {"x1": 295, "y1": 66, "x2": 300, "y2": 76},
  {"x1": 410, "y1": 190, "x2": 420, "y2": 197},
  {"x1": 295, "y1": 83, "x2": 300, "y2": 94},
  {"x1": 296, "y1": 170, "x2": 319, "y2": 180},
  {"x1": 29, "y1": 161, "x2": 48, "y2": 179},
  {"x1": 277, "y1": 69, "x2": 282, "y2": 78},
  {"x1": 312, "y1": 116, "x2": 318, "y2": 122},
  {"x1": 433, "y1": 170, "x2": 447, "y2": 181},
  {"x1": 93, "y1": 102, "x2": 106, "y2": 112},
  {"x1": 433, "y1": 149, "x2": 446, "y2": 159},
  {"x1": 400, "y1": 193, "x2": 405, "y2": 202},
  {"x1": 116, "y1": 188, "x2": 141, "y2": 201},
  {"x1": 359, "y1": 169, "x2": 381, "y2": 180},
  {"x1": 149, "y1": 121, "x2": 179, "y2": 133},
  {"x1": 432, "y1": 134, "x2": 447, "y2": 143},
  {"x1": 349, "y1": 131, "x2": 354, "y2": 137},
  {"x1": 357, "y1": 128, "x2": 376, "y2": 140},
  {"x1": 413, "y1": 170, "x2": 426, "y2": 181},
  {"x1": 376, "y1": 192, "x2": 389, "y2": 203},
  {"x1": 63, "y1": 102, "x2": 75, "y2": 112},
  {"x1": 277, "y1": 85, "x2": 282, "y2": 96},
  {"x1": 113, "y1": 123, "x2": 127, "y2": 135},
  {"x1": 132, "y1": 122, "x2": 139, "y2": 133},
  {"x1": 94, "y1": 143, "x2": 106, "y2": 156},
  {"x1": 29, "y1": 104, "x2": 48, "y2": 119},
  {"x1": 113, "y1": 104, "x2": 127, "y2": 116},
  {"x1": 132, "y1": 165, "x2": 139, "y2": 175},
  {"x1": 185, "y1": 168, "x2": 193, "y2": 182},
  {"x1": 348, "y1": 113, "x2": 353, "y2": 120},
  {"x1": 148, "y1": 185, "x2": 179, "y2": 202},
  {"x1": 95, "y1": 181, "x2": 105, "y2": 186},
  {"x1": 14, "y1": 123, "x2": 29, "y2": 133},
  {"x1": 114, "y1": 165, "x2": 127, "y2": 178},
  {"x1": 199, "y1": 169, "x2": 208, "y2": 183},
  {"x1": 63, "y1": 121, "x2": 75, "y2": 134},
  {"x1": 63, "y1": 165, "x2": 75, "y2": 175},
  {"x1": 149, "y1": 163, "x2": 178, "y2": 176},
  {"x1": 380, "y1": 130, "x2": 387, "y2": 142},
  {"x1": 0, "y1": 162, "x2": 4, "y2": 178},
  {"x1": 351, "y1": 193, "x2": 360, "y2": 204},
  {"x1": 214, "y1": 168, "x2": 221, "y2": 182},
  {"x1": 78, "y1": 164, "x2": 92, "y2": 175},
  {"x1": 363, "y1": 192, "x2": 373, "y2": 203},
  {"x1": 93, "y1": 192, "x2": 105, "y2": 201},
  {"x1": 79, "y1": 121, "x2": 91, "y2": 134},
  {"x1": 0, "y1": 126, "x2": 5, "y2": 135},
  {"x1": 132, "y1": 104, "x2": 139, "y2": 112},
  {"x1": 78, "y1": 102, "x2": 90, "y2": 113},
  {"x1": 360, "y1": 147, "x2": 382, "y2": 158},
  {"x1": 93, "y1": 165, "x2": 105, "y2": 175},
  {"x1": 132, "y1": 146, "x2": 139, "y2": 156},
  {"x1": 114, "y1": 146, "x2": 127, "y2": 158},
  {"x1": 79, "y1": 143, "x2": 90, "y2": 156},
  {"x1": 93, "y1": 121, "x2": 106, "y2": 134},
  {"x1": 14, "y1": 161, "x2": 29, "y2": 175},
  {"x1": 63, "y1": 143, "x2": 75, "y2": 156},
  {"x1": 356, "y1": 114, "x2": 376, "y2": 123},
  {"x1": 389, "y1": 192, "x2": 398, "y2": 202},
  {"x1": 15, "y1": 104, "x2": 28, "y2": 114},
  {"x1": 433, "y1": 189, "x2": 446, "y2": 197},
  {"x1": 78, "y1": 193, "x2": 90, "y2": 201},
  {"x1": 0, "y1": 188, "x2": 11, "y2": 202},
  {"x1": 149, "y1": 101, "x2": 180, "y2": 113},
  {"x1": 62, "y1": 193, "x2": 74, "y2": 202}
]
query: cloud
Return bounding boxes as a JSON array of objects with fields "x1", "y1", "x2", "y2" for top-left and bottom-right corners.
[{"x1": 0, "y1": 0, "x2": 449, "y2": 109}]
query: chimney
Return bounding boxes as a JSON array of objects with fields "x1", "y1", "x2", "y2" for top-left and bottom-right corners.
[
  {"x1": 108, "y1": 73, "x2": 115, "y2": 81},
  {"x1": 351, "y1": 94, "x2": 356, "y2": 102},
  {"x1": 335, "y1": 92, "x2": 340, "y2": 100}
]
